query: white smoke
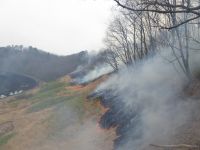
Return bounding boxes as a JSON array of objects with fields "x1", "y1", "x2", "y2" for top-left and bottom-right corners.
[
  {"x1": 80, "y1": 64, "x2": 113, "y2": 83},
  {"x1": 95, "y1": 50, "x2": 200, "y2": 150},
  {"x1": 23, "y1": 105, "x2": 114, "y2": 150},
  {"x1": 73, "y1": 63, "x2": 113, "y2": 84}
]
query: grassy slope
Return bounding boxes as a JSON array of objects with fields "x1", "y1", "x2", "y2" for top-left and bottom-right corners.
[{"x1": 0, "y1": 76, "x2": 115, "y2": 150}]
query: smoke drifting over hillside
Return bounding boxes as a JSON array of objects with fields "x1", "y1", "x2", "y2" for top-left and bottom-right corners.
[
  {"x1": 0, "y1": 46, "x2": 86, "y2": 81},
  {"x1": 93, "y1": 51, "x2": 200, "y2": 150},
  {"x1": 27, "y1": 106, "x2": 113, "y2": 150},
  {"x1": 70, "y1": 51, "x2": 113, "y2": 84},
  {"x1": 73, "y1": 64, "x2": 113, "y2": 84}
]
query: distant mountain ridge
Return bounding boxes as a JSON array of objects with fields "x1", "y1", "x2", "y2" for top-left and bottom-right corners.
[{"x1": 0, "y1": 45, "x2": 88, "y2": 81}]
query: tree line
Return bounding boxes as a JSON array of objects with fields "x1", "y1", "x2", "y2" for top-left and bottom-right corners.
[
  {"x1": 103, "y1": 0, "x2": 200, "y2": 81},
  {"x1": 0, "y1": 46, "x2": 87, "y2": 81}
]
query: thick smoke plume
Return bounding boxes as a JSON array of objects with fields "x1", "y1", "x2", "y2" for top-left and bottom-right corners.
[
  {"x1": 93, "y1": 51, "x2": 200, "y2": 150},
  {"x1": 70, "y1": 50, "x2": 113, "y2": 84}
]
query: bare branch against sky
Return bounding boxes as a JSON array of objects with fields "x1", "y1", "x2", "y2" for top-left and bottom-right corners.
[{"x1": 0, "y1": 0, "x2": 114, "y2": 55}]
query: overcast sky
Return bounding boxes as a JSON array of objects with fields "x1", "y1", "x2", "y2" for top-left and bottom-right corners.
[{"x1": 0, "y1": 0, "x2": 114, "y2": 55}]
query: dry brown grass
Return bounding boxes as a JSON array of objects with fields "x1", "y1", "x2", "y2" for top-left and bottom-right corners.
[{"x1": 0, "y1": 75, "x2": 116, "y2": 150}]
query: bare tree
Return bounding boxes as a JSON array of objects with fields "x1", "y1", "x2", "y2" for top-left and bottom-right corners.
[
  {"x1": 113, "y1": 0, "x2": 200, "y2": 29},
  {"x1": 109, "y1": 0, "x2": 200, "y2": 80}
]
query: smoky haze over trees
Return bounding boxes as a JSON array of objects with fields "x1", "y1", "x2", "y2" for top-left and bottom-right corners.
[
  {"x1": 0, "y1": 45, "x2": 87, "y2": 81},
  {"x1": 103, "y1": 0, "x2": 200, "y2": 80},
  {"x1": 70, "y1": 50, "x2": 113, "y2": 84}
]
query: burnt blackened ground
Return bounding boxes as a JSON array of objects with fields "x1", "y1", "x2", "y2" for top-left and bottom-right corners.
[{"x1": 89, "y1": 90, "x2": 142, "y2": 149}]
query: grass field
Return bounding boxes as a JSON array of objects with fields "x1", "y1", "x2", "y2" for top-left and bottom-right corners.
[{"x1": 0, "y1": 76, "x2": 115, "y2": 150}]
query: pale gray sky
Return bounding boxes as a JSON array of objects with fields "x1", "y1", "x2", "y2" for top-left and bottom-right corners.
[{"x1": 0, "y1": 0, "x2": 114, "y2": 55}]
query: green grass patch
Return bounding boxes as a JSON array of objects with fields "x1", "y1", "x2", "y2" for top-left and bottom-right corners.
[
  {"x1": 27, "y1": 96, "x2": 68, "y2": 113},
  {"x1": 26, "y1": 80, "x2": 85, "y2": 114},
  {"x1": 0, "y1": 133, "x2": 15, "y2": 148},
  {"x1": 40, "y1": 81, "x2": 67, "y2": 93}
]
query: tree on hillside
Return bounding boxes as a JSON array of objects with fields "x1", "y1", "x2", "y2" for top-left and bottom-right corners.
[{"x1": 104, "y1": 0, "x2": 200, "y2": 80}]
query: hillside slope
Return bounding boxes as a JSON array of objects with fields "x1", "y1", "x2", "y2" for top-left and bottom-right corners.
[
  {"x1": 0, "y1": 76, "x2": 115, "y2": 150},
  {"x1": 0, "y1": 73, "x2": 37, "y2": 96},
  {"x1": 0, "y1": 46, "x2": 87, "y2": 81}
]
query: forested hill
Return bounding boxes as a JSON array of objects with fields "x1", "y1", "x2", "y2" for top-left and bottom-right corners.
[{"x1": 0, "y1": 46, "x2": 87, "y2": 81}]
